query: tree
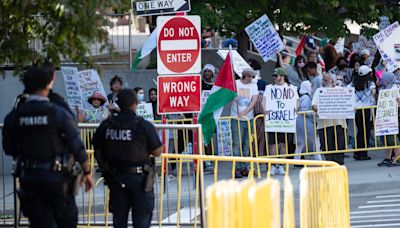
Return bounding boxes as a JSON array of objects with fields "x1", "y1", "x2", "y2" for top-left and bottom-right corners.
[
  {"x1": 0, "y1": 1, "x2": 122, "y2": 72},
  {"x1": 190, "y1": 0, "x2": 400, "y2": 57}
]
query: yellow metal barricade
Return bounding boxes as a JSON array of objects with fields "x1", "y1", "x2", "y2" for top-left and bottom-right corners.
[{"x1": 300, "y1": 166, "x2": 350, "y2": 228}]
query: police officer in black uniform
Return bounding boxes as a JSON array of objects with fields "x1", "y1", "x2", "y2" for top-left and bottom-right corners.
[
  {"x1": 2, "y1": 67, "x2": 94, "y2": 228},
  {"x1": 92, "y1": 89, "x2": 162, "y2": 228}
]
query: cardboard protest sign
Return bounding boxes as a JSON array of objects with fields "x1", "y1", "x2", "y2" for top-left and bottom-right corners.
[
  {"x1": 217, "y1": 119, "x2": 232, "y2": 156},
  {"x1": 201, "y1": 90, "x2": 211, "y2": 111},
  {"x1": 264, "y1": 85, "x2": 298, "y2": 133},
  {"x1": 217, "y1": 50, "x2": 252, "y2": 77},
  {"x1": 373, "y1": 21, "x2": 400, "y2": 72},
  {"x1": 317, "y1": 87, "x2": 355, "y2": 119},
  {"x1": 136, "y1": 103, "x2": 154, "y2": 121},
  {"x1": 375, "y1": 88, "x2": 399, "y2": 136},
  {"x1": 245, "y1": 14, "x2": 284, "y2": 62},
  {"x1": 61, "y1": 67, "x2": 84, "y2": 110},
  {"x1": 352, "y1": 35, "x2": 377, "y2": 57},
  {"x1": 77, "y1": 69, "x2": 108, "y2": 110}
]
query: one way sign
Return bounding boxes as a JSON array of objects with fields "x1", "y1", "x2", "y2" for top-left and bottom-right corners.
[{"x1": 132, "y1": 0, "x2": 191, "y2": 16}]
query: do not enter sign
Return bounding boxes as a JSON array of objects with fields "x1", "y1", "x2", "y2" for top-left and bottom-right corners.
[
  {"x1": 157, "y1": 75, "x2": 201, "y2": 114},
  {"x1": 157, "y1": 16, "x2": 201, "y2": 75}
]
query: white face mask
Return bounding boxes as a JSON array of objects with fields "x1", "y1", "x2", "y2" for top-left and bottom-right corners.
[
  {"x1": 297, "y1": 62, "x2": 305, "y2": 68},
  {"x1": 138, "y1": 94, "x2": 145, "y2": 101}
]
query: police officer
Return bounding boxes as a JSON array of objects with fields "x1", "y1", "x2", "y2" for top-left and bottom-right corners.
[
  {"x1": 92, "y1": 89, "x2": 162, "y2": 228},
  {"x1": 2, "y1": 67, "x2": 94, "y2": 228}
]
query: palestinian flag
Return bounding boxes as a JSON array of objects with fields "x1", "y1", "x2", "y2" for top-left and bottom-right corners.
[
  {"x1": 198, "y1": 51, "x2": 237, "y2": 145},
  {"x1": 131, "y1": 29, "x2": 157, "y2": 71}
]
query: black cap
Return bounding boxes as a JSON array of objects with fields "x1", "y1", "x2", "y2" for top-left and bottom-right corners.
[{"x1": 116, "y1": 89, "x2": 138, "y2": 110}]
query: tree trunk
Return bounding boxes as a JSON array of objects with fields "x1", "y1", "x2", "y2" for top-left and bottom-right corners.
[{"x1": 237, "y1": 30, "x2": 249, "y2": 60}]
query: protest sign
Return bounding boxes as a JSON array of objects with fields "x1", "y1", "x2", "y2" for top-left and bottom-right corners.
[
  {"x1": 77, "y1": 69, "x2": 108, "y2": 110},
  {"x1": 245, "y1": 14, "x2": 284, "y2": 62},
  {"x1": 217, "y1": 50, "x2": 252, "y2": 77},
  {"x1": 375, "y1": 88, "x2": 399, "y2": 136},
  {"x1": 373, "y1": 21, "x2": 400, "y2": 72},
  {"x1": 334, "y1": 37, "x2": 345, "y2": 54},
  {"x1": 317, "y1": 87, "x2": 355, "y2": 119},
  {"x1": 217, "y1": 119, "x2": 232, "y2": 156},
  {"x1": 379, "y1": 16, "x2": 390, "y2": 31},
  {"x1": 264, "y1": 85, "x2": 298, "y2": 133},
  {"x1": 61, "y1": 67, "x2": 84, "y2": 110},
  {"x1": 352, "y1": 35, "x2": 377, "y2": 57},
  {"x1": 136, "y1": 103, "x2": 154, "y2": 121},
  {"x1": 201, "y1": 90, "x2": 211, "y2": 111}
]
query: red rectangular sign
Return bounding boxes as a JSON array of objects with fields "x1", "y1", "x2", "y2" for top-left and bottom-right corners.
[{"x1": 157, "y1": 75, "x2": 201, "y2": 114}]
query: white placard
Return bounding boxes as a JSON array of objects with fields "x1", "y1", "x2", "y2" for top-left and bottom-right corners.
[
  {"x1": 373, "y1": 21, "x2": 400, "y2": 72},
  {"x1": 334, "y1": 37, "x2": 345, "y2": 54},
  {"x1": 136, "y1": 103, "x2": 154, "y2": 121},
  {"x1": 77, "y1": 69, "x2": 108, "y2": 110},
  {"x1": 352, "y1": 35, "x2": 377, "y2": 57},
  {"x1": 264, "y1": 85, "x2": 298, "y2": 133},
  {"x1": 375, "y1": 88, "x2": 399, "y2": 136},
  {"x1": 245, "y1": 14, "x2": 284, "y2": 62},
  {"x1": 201, "y1": 90, "x2": 211, "y2": 111},
  {"x1": 61, "y1": 67, "x2": 84, "y2": 110},
  {"x1": 217, "y1": 50, "x2": 252, "y2": 77},
  {"x1": 317, "y1": 87, "x2": 355, "y2": 119},
  {"x1": 217, "y1": 119, "x2": 232, "y2": 156}
]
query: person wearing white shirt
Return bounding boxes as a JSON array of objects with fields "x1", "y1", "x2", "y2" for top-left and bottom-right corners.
[
  {"x1": 230, "y1": 68, "x2": 259, "y2": 178},
  {"x1": 312, "y1": 73, "x2": 347, "y2": 165}
]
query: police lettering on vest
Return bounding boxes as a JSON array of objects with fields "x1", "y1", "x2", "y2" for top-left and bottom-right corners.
[
  {"x1": 106, "y1": 129, "x2": 132, "y2": 141},
  {"x1": 19, "y1": 115, "x2": 48, "y2": 126}
]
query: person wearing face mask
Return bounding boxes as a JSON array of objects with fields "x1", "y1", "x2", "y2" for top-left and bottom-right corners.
[
  {"x1": 312, "y1": 73, "x2": 347, "y2": 165},
  {"x1": 134, "y1": 87, "x2": 146, "y2": 104},
  {"x1": 360, "y1": 49, "x2": 372, "y2": 67},
  {"x1": 277, "y1": 52, "x2": 304, "y2": 88},
  {"x1": 377, "y1": 72, "x2": 400, "y2": 167},
  {"x1": 347, "y1": 65, "x2": 376, "y2": 160},
  {"x1": 335, "y1": 56, "x2": 351, "y2": 85}
]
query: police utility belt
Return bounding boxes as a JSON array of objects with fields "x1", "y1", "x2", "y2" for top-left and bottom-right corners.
[
  {"x1": 111, "y1": 165, "x2": 144, "y2": 174},
  {"x1": 20, "y1": 155, "x2": 73, "y2": 173}
]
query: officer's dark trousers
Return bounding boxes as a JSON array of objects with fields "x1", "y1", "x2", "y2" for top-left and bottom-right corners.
[
  {"x1": 19, "y1": 172, "x2": 77, "y2": 228},
  {"x1": 109, "y1": 173, "x2": 154, "y2": 228}
]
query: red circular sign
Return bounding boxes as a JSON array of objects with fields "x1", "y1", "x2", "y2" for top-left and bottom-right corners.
[{"x1": 158, "y1": 17, "x2": 200, "y2": 73}]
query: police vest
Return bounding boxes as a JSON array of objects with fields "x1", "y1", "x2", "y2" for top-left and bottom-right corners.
[
  {"x1": 15, "y1": 101, "x2": 68, "y2": 160},
  {"x1": 103, "y1": 115, "x2": 149, "y2": 164}
]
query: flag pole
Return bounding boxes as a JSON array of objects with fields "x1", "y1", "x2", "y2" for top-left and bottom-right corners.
[{"x1": 229, "y1": 45, "x2": 240, "y2": 116}]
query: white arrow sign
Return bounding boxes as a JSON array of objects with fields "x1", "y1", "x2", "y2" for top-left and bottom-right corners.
[{"x1": 136, "y1": 0, "x2": 187, "y2": 13}]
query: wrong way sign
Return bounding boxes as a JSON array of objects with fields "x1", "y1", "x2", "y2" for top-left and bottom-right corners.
[
  {"x1": 157, "y1": 75, "x2": 201, "y2": 114},
  {"x1": 132, "y1": 0, "x2": 190, "y2": 16},
  {"x1": 157, "y1": 16, "x2": 201, "y2": 75}
]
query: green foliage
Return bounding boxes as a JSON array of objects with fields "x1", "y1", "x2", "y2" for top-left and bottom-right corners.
[{"x1": 0, "y1": 1, "x2": 123, "y2": 72}]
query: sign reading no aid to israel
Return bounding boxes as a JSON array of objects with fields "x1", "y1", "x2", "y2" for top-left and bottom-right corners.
[{"x1": 157, "y1": 16, "x2": 201, "y2": 74}]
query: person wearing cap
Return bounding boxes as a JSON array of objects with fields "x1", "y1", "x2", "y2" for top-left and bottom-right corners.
[
  {"x1": 312, "y1": 72, "x2": 347, "y2": 165},
  {"x1": 360, "y1": 49, "x2": 371, "y2": 66},
  {"x1": 347, "y1": 65, "x2": 376, "y2": 160},
  {"x1": 264, "y1": 67, "x2": 299, "y2": 175},
  {"x1": 107, "y1": 75, "x2": 123, "y2": 112},
  {"x1": 3, "y1": 67, "x2": 93, "y2": 227},
  {"x1": 78, "y1": 91, "x2": 109, "y2": 123},
  {"x1": 231, "y1": 68, "x2": 259, "y2": 178},
  {"x1": 92, "y1": 89, "x2": 162, "y2": 228}
]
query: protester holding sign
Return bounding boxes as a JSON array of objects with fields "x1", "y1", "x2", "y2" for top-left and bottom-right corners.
[
  {"x1": 312, "y1": 73, "x2": 347, "y2": 165},
  {"x1": 376, "y1": 72, "x2": 400, "y2": 167},
  {"x1": 347, "y1": 65, "x2": 376, "y2": 160},
  {"x1": 231, "y1": 68, "x2": 259, "y2": 178},
  {"x1": 264, "y1": 68, "x2": 299, "y2": 175},
  {"x1": 78, "y1": 91, "x2": 109, "y2": 123}
]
